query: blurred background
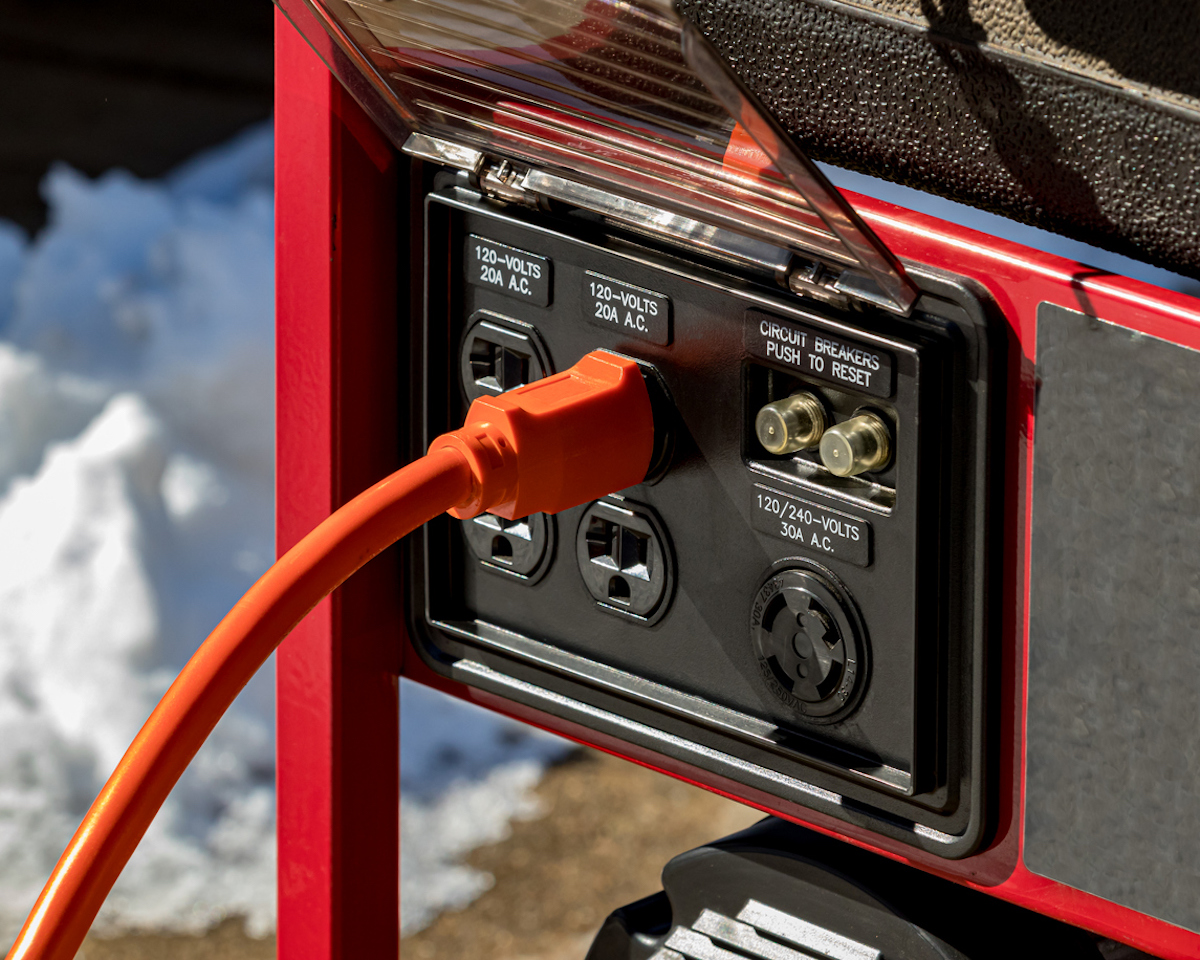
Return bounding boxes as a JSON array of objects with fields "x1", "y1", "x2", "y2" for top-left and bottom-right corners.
[
  {"x1": 1, "y1": 3, "x2": 1196, "y2": 960},
  {"x1": 0, "y1": 0, "x2": 273, "y2": 234},
  {"x1": 0, "y1": 3, "x2": 758, "y2": 958}
]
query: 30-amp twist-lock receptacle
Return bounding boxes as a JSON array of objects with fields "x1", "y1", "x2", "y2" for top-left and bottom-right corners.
[{"x1": 751, "y1": 566, "x2": 867, "y2": 723}]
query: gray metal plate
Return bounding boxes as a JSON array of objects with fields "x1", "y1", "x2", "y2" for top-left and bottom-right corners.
[{"x1": 1026, "y1": 302, "x2": 1200, "y2": 932}]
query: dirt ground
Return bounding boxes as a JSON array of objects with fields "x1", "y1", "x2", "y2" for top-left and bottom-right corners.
[
  {"x1": 78, "y1": 919, "x2": 276, "y2": 960},
  {"x1": 403, "y1": 748, "x2": 762, "y2": 960},
  {"x1": 78, "y1": 747, "x2": 761, "y2": 960}
]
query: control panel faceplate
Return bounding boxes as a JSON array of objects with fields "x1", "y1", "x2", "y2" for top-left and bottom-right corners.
[{"x1": 410, "y1": 184, "x2": 996, "y2": 856}]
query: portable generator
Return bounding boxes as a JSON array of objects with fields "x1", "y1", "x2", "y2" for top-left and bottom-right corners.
[
  {"x1": 11, "y1": 3, "x2": 1200, "y2": 959},
  {"x1": 265, "y1": 1, "x2": 1200, "y2": 958}
]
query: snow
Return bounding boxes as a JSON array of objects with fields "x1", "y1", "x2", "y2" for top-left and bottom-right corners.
[
  {"x1": 0, "y1": 123, "x2": 278, "y2": 940},
  {"x1": 0, "y1": 121, "x2": 570, "y2": 944}
]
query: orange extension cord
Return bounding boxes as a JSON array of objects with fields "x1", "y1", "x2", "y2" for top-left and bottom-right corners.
[{"x1": 5, "y1": 350, "x2": 655, "y2": 960}]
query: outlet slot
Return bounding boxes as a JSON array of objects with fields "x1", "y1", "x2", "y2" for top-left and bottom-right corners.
[{"x1": 491, "y1": 535, "x2": 513, "y2": 560}]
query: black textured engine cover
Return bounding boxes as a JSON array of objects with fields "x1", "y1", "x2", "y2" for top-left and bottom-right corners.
[{"x1": 677, "y1": 0, "x2": 1200, "y2": 278}]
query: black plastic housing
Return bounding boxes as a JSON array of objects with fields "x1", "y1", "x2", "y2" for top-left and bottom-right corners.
[
  {"x1": 407, "y1": 177, "x2": 999, "y2": 857},
  {"x1": 585, "y1": 818, "x2": 1105, "y2": 960}
]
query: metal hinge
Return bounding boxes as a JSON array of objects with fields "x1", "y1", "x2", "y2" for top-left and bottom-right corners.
[
  {"x1": 787, "y1": 259, "x2": 852, "y2": 311},
  {"x1": 404, "y1": 132, "x2": 899, "y2": 313},
  {"x1": 478, "y1": 160, "x2": 540, "y2": 208}
]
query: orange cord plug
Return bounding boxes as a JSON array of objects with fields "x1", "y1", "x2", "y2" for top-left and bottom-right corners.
[
  {"x1": 437, "y1": 349, "x2": 656, "y2": 520},
  {"x1": 5, "y1": 350, "x2": 656, "y2": 960}
]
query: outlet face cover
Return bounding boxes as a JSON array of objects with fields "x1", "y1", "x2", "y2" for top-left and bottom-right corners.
[
  {"x1": 414, "y1": 193, "x2": 995, "y2": 858},
  {"x1": 575, "y1": 497, "x2": 674, "y2": 624},
  {"x1": 460, "y1": 312, "x2": 552, "y2": 401},
  {"x1": 461, "y1": 511, "x2": 554, "y2": 583}
]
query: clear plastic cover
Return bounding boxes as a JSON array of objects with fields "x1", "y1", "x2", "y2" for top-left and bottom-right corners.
[{"x1": 277, "y1": 0, "x2": 917, "y2": 310}]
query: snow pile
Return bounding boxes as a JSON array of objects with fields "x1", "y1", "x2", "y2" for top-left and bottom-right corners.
[
  {"x1": 0, "y1": 121, "x2": 276, "y2": 936},
  {"x1": 0, "y1": 123, "x2": 571, "y2": 944},
  {"x1": 0, "y1": 125, "x2": 277, "y2": 939}
]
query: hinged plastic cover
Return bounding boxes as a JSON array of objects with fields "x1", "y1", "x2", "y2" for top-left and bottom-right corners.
[{"x1": 276, "y1": 0, "x2": 918, "y2": 313}]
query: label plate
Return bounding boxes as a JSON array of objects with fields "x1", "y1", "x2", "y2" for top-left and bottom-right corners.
[
  {"x1": 582, "y1": 271, "x2": 671, "y2": 345},
  {"x1": 746, "y1": 310, "x2": 893, "y2": 398},
  {"x1": 751, "y1": 483, "x2": 872, "y2": 567},
  {"x1": 466, "y1": 236, "x2": 551, "y2": 306}
]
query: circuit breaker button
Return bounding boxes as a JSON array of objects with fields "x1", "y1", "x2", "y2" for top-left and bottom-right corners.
[
  {"x1": 819, "y1": 413, "x2": 891, "y2": 477},
  {"x1": 755, "y1": 392, "x2": 826, "y2": 454}
]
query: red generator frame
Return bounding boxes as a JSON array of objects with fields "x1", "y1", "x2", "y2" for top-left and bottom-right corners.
[{"x1": 274, "y1": 13, "x2": 1200, "y2": 960}]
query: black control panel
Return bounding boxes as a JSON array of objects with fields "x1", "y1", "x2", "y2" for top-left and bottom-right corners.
[{"x1": 409, "y1": 180, "x2": 998, "y2": 857}]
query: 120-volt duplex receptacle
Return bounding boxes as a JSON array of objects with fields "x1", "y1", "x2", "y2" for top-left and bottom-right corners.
[
  {"x1": 458, "y1": 311, "x2": 557, "y2": 583},
  {"x1": 461, "y1": 512, "x2": 555, "y2": 583}
]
